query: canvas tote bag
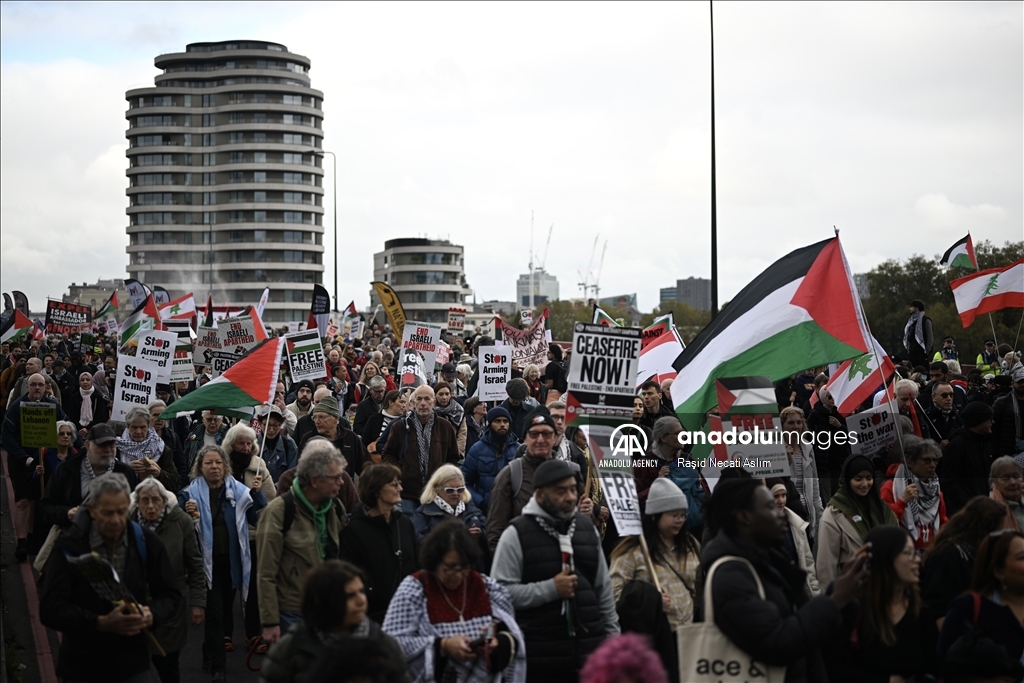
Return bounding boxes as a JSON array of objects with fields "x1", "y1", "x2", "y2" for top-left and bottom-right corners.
[{"x1": 676, "y1": 555, "x2": 787, "y2": 683}]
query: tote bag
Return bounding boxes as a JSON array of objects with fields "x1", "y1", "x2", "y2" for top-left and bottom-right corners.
[{"x1": 676, "y1": 555, "x2": 787, "y2": 683}]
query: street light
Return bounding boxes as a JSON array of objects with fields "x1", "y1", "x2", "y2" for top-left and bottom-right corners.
[{"x1": 309, "y1": 148, "x2": 337, "y2": 312}]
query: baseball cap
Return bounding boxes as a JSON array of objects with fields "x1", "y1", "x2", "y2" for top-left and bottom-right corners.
[{"x1": 87, "y1": 423, "x2": 117, "y2": 444}]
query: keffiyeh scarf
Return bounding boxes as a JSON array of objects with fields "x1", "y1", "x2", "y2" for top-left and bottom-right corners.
[
  {"x1": 891, "y1": 464, "x2": 941, "y2": 542},
  {"x1": 118, "y1": 427, "x2": 165, "y2": 464},
  {"x1": 134, "y1": 505, "x2": 168, "y2": 532},
  {"x1": 81, "y1": 454, "x2": 116, "y2": 498},
  {"x1": 188, "y1": 475, "x2": 254, "y2": 599},
  {"x1": 411, "y1": 413, "x2": 435, "y2": 484},
  {"x1": 903, "y1": 311, "x2": 927, "y2": 352},
  {"x1": 434, "y1": 495, "x2": 465, "y2": 518}
]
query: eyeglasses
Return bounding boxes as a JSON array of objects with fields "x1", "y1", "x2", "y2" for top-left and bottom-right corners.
[
  {"x1": 526, "y1": 430, "x2": 555, "y2": 440},
  {"x1": 442, "y1": 486, "x2": 466, "y2": 495},
  {"x1": 320, "y1": 473, "x2": 345, "y2": 483},
  {"x1": 936, "y1": 392, "x2": 953, "y2": 398}
]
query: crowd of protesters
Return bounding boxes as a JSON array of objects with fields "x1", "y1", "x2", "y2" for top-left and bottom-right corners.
[{"x1": 2, "y1": 301, "x2": 1023, "y2": 683}]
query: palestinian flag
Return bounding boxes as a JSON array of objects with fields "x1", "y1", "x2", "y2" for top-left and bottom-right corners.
[
  {"x1": 821, "y1": 335, "x2": 895, "y2": 416},
  {"x1": 94, "y1": 291, "x2": 119, "y2": 321},
  {"x1": 636, "y1": 327, "x2": 684, "y2": 389},
  {"x1": 642, "y1": 313, "x2": 674, "y2": 350},
  {"x1": 950, "y1": 258, "x2": 1024, "y2": 327},
  {"x1": 939, "y1": 234, "x2": 978, "y2": 270},
  {"x1": 159, "y1": 337, "x2": 285, "y2": 419},
  {"x1": 203, "y1": 295, "x2": 215, "y2": 327},
  {"x1": 159, "y1": 293, "x2": 196, "y2": 321},
  {"x1": 671, "y1": 237, "x2": 871, "y2": 432},
  {"x1": 238, "y1": 305, "x2": 270, "y2": 342},
  {"x1": 286, "y1": 330, "x2": 322, "y2": 356},
  {"x1": 341, "y1": 300, "x2": 359, "y2": 335},
  {"x1": 0, "y1": 309, "x2": 35, "y2": 343},
  {"x1": 592, "y1": 306, "x2": 619, "y2": 327},
  {"x1": 119, "y1": 294, "x2": 163, "y2": 350}
]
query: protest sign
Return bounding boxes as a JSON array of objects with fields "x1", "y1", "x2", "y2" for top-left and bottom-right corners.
[
  {"x1": 398, "y1": 348, "x2": 428, "y2": 388},
  {"x1": 195, "y1": 325, "x2": 220, "y2": 370},
  {"x1": 211, "y1": 316, "x2": 260, "y2": 378},
  {"x1": 401, "y1": 322, "x2": 443, "y2": 380},
  {"x1": 45, "y1": 300, "x2": 91, "y2": 335},
  {"x1": 520, "y1": 310, "x2": 533, "y2": 327},
  {"x1": 435, "y1": 341, "x2": 451, "y2": 369},
  {"x1": 136, "y1": 328, "x2": 177, "y2": 384},
  {"x1": 20, "y1": 402, "x2": 57, "y2": 448},
  {"x1": 593, "y1": 426, "x2": 644, "y2": 536},
  {"x1": 566, "y1": 323, "x2": 641, "y2": 416},
  {"x1": 285, "y1": 330, "x2": 327, "y2": 383},
  {"x1": 164, "y1": 321, "x2": 194, "y2": 382},
  {"x1": 112, "y1": 355, "x2": 160, "y2": 420},
  {"x1": 476, "y1": 346, "x2": 511, "y2": 401},
  {"x1": 494, "y1": 314, "x2": 549, "y2": 368},
  {"x1": 847, "y1": 402, "x2": 898, "y2": 458},
  {"x1": 287, "y1": 321, "x2": 302, "y2": 333},
  {"x1": 446, "y1": 307, "x2": 466, "y2": 334}
]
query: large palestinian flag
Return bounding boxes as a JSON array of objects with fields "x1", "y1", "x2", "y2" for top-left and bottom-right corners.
[
  {"x1": 159, "y1": 337, "x2": 284, "y2": 419},
  {"x1": 671, "y1": 237, "x2": 871, "y2": 431},
  {"x1": 950, "y1": 258, "x2": 1024, "y2": 327},
  {"x1": 939, "y1": 234, "x2": 978, "y2": 270}
]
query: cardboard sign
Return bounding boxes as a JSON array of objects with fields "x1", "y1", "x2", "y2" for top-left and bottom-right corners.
[
  {"x1": 136, "y1": 328, "x2": 177, "y2": 384},
  {"x1": 164, "y1": 321, "x2": 194, "y2": 382},
  {"x1": 287, "y1": 322, "x2": 302, "y2": 333},
  {"x1": 595, "y1": 436, "x2": 644, "y2": 536},
  {"x1": 286, "y1": 330, "x2": 327, "y2": 383},
  {"x1": 847, "y1": 403, "x2": 897, "y2": 457},
  {"x1": 20, "y1": 402, "x2": 57, "y2": 449},
  {"x1": 212, "y1": 316, "x2": 260, "y2": 378},
  {"x1": 495, "y1": 315, "x2": 549, "y2": 368},
  {"x1": 112, "y1": 354, "x2": 160, "y2": 420},
  {"x1": 195, "y1": 325, "x2": 221, "y2": 369},
  {"x1": 702, "y1": 377, "x2": 791, "y2": 480},
  {"x1": 436, "y1": 341, "x2": 451, "y2": 369},
  {"x1": 45, "y1": 300, "x2": 91, "y2": 335},
  {"x1": 566, "y1": 323, "x2": 641, "y2": 415},
  {"x1": 447, "y1": 308, "x2": 466, "y2": 333},
  {"x1": 400, "y1": 322, "x2": 443, "y2": 381},
  {"x1": 477, "y1": 346, "x2": 512, "y2": 401}
]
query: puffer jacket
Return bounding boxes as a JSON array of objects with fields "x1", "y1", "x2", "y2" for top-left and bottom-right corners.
[{"x1": 461, "y1": 428, "x2": 520, "y2": 513}]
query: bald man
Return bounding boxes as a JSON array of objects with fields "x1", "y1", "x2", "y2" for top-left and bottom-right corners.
[
  {"x1": 2, "y1": 373, "x2": 69, "y2": 560},
  {"x1": 9, "y1": 357, "x2": 62, "y2": 407},
  {"x1": 381, "y1": 385, "x2": 460, "y2": 515}
]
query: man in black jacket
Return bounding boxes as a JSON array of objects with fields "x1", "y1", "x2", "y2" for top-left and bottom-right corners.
[
  {"x1": 39, "y1": 472, "x2": 180, "y2": 683},
  {"x1": 638, "y1": 380, "x2": 674, "y2": 432},
  {"x1": 938, "y1": 401, "x2": 997, "y2": 516},
  {"x1": 352, "y1": 375, "x2": 386, "y2": 436},
  {"x1": 992, "y1": 366, "x2": 1024, "y2": 456},
  {"x1": 925, "y1": 381, "x2": 964, "y2": 448}
]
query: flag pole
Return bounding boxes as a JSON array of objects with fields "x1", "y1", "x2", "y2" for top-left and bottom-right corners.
[
  {"x1": 988, "y1": 313, "x2": 999, "y2": 349},
  {"x1": 709, "y1": 0, "x2": 719, "y2": 320},
  {"x1": 1014, "y1": 309, "x2": 1024, "y2": 353}
]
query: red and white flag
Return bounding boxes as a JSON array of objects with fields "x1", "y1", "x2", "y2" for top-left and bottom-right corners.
[
  {"x1": 636, "y1": 328, "x2": 685, "y2": 389},
  {"x1": 822, "y1": 335, "x2": 895, "y2": 416},
  {"x1": 159, "y1": 293, "x2": 197, "y2": 321},
  {"x1": 950, "y1": 258, "x2": 1024, "y2": 327}
]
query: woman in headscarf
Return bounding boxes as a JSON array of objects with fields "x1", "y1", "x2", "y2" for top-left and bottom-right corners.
[
  {"x1": 817, "y1": 454, "x2": 899, "y2": 589},
  {"x1": 65, "y1": 371, "x2": 109, "y2": 436},
  {"x1": 131, "y1": 477, "x2": 205, "y2": 683},
  {"x1": 383, "y1": 521, "x2": 525, "y2": 683},
  {"x1": 179, "y1": 445, "x2": 267, "y2": 681},
  {"x1": 118, "y1": 405, "x2": 179, "y2": 493},
  {"x1": 462, "y1": 397, "x2": 487, "y2": 454},
  {"x1": 433, "y1": 381, "x2": 467, "y2": 456}
]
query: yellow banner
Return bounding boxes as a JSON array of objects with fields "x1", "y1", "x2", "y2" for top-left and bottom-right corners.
[{"x1": 372, "y1": 281, "x2": 407, "y2": 340}]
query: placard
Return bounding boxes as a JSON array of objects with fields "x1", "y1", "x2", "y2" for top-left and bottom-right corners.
[
  {"x1": 447, "y1": 307, "x2": 466, "y2": 333},
  {"x1": 596, "y1": 440, "x2": 644, "y2": 536},
  {"x1": 212, "y1": 315, "x2": 260, "y2": 378},
  {"x1": 847, "y1": 403, "x2": 897, "y2": 457},
  {"x1": 164, "y1": 321, "x2": 194, "y2": 383},
  {"x1": 195, "y1": 325, "x2": 221, "y2": 369},
  {"x1": 285, "y1": 330, "x2": 327, "y2": 383},
  {"x1": 566, "y1": 323, "x2": 641, "y2": 415},
  {"x1": 495, "y1": 315, "x2": 549, "y2": 368},
  {"x1": 45, "y1": 300, "x2": 91, "y2": 335},
  {"x1": 477, "y1": 346, "x2": 512, "y2": 401},
  {"x1": 398, "y1": 348, "x2": 427, "y2": 388},
  {"x1": 112, "y1": 354, "x2": 161, "y2": 420},
  {"x1": 20, "y1": 402, "x2": 57, "y2": 449},
  {"x1": 400, "y1": 321, "x2": 443, "y2": 381},
  {"x1": 520, "y1": 310, "x2": 533, "y2": 327},
  {"x1": 136, "y1": 328, "x2": 177, "y2": 384},
  {"x1": 703, "y1": 377, "x2": 791, "y2": 479},
  {"x1": 435, "y1": 341, "x2": 451, "y2": 369}
]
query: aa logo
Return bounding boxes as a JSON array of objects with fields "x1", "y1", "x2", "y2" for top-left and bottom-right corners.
[{"x1": 610, "y1": 424, "x2": 648, "y2": 457}]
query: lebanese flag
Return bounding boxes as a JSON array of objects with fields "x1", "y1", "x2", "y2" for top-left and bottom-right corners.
[
  {"x1": 939, "y1": 234, "x2": 978, "y2": 270},
  {"x1": 670, "y1": 237, "x2": 872, "y2": 432},
  {"x1": 592, "y1": 306, "x2": 618, "y2": 326},
  {"x1": 950, "y1": 258, "x2": 1024, "y2": 327},
  {"x1": 0, "y1": 309, "x2": 35, "y2": 343},
  {"x1": 821, "y1": 335, "x2": 895, "y2": 416},
  {"x1": 636, "y1": 327, "x2": 684, "y2": 389},
  {"x1": 158, "y1": 337, "x2": 284, "y2": 419},
  {"x1": 159, "y1": 293, "x2": 197, "y2": 321},
  {"x1": 641, "y1": 313, "x2": 673, "y2": 350}
]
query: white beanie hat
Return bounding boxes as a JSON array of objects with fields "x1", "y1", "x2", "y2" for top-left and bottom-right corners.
[{"x1": 645, "y1": 478, "x2": 688, "y2": 516}]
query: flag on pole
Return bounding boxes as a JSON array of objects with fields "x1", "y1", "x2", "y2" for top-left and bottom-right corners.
[
  {"x1": 372, "y1": 282, "x2": 406, "y2": 339},
  {"x1": 95, "y1": 291, "x2": 119, "y2": 321},
  {"x1": 0, "y1": 309, "x2": 35, "y2": 343},
  {"x1": 158, "y1": 337, "x2": 285, "y2": 419},
  {"x1": 307, "y1": 284, "x2": 331, "y2": 337},
  {"x1": 340, "y1": 301, "x2": 359, "y2": 335},
  {"x1": 820, "y1": 336, "x2": 895, "y2": 416},
  {"x1": 255, "y1": 287, "x2": 270, "y2": 319},
  {"x1": 636, "y1": 327, "x2": 685, "y2": 389},
  {"x1": 592, "y1": 306, "x2": 619, "y2": 326},
  {"x1": 939, "y1": 234, "x2": 978, "y2": 270},
  {"x1": 152, "y1": 286, "x2": 171, "y2": 306},
  {"x1": 239, "y1": 305, "x2": 270, "y2": 342},
  {"x1": 641, "y1": 313, "x2": 674, "y2": 350},
  {"x1": 32, "y1": 319, "x2": 46, "y2": 342},
  {"x1": 119, "y1": 295, "x2": 163, "y2": 349},
  {"x1": 159, "y1": 293, "x2": 197, "y2": 321},
  {"x1": 949, "y1": 258, "x2": 1024, "y2": 327},
  {"x1": 203, "y1": 295, "x2": 215, "y2": 328},
  {"x1": 671, "y1": 237, "x2": 872, "y2": 432}
]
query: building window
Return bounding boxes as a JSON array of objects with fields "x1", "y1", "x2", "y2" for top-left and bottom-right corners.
[
  {"x1": 283, "y1": 172, "x2": 303, "y2": 184},
  {"x1": 183, "y1": 134, "x2": 192, "y2": 147},
  {"x1": 253, "y1": 191, "x2": 266, "y2": 202},
  {"x1": 253, "y1": 152, "x2": 267, "y2": 163},
  {"x1": 282, "y1": 133, "x2": 304, "y2": 144},
  {"x1": 283, "y1": 211, "x2": 303, "y2": 223},
  {"x1": 283, "y1": 250, "x2": 303, "y2": 263},
  {"x1": 254, "y1": 211, "x2": 266, "y2": 223},
  {"x1": 136, "y1": 212, "x2": 172, "y2": 225},
  {"x1": 203, "y1": 153, "x2": 216, "y2": 166},
  {"x1": 228, "y1": 191, "x2": 244, "y2": 203},
  {"x1": 135, "y1": 174, "x2": 172, "y2": 186},
  {"x1": 283, "y1": 192, "x2": 303, "y2": 204},
  {"x1": 135, "y1": 154, "x2": 172, "y2": 167},
  {"x1": 203, "y1": 212, "x2": 216, "y2": 224},
  {"x1": 230, "y1": 172, "x2": 243, "y2": 183},
  {"x1": 254, "y1": 250, "x2": 267, "y2": 262},
  {"x1": 254, "y1": 172, "x2": 266, "y2": 182},
  {"x1": 282, "y1": 153, "x2": 304, "y2": 165},
  {"x1": 230, "y1": 152, "x2": 244, "y2": 163},
  {"x1": 254, "y1": 230, "x2": 266, "y2": 242},
  {"x1": 184, "y1": 95, "x2": 192, "y2": 107},
  {"x1": 255, "y1": 270, "x2": 267, "y2": 282},
  {"x1": 283, "y1": 230, "x2": 302, "y2": 243},
  {"x1": 229, "y1": 212, "x2": 244, "y2": 224},
  {"x1": 203, "y1": 192, "x2": 216, "y2": 205}
]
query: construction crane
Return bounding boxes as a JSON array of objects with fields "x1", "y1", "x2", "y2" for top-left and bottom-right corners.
[
  {"x1": 578, "y1": 234, "x2": 599, "y2": 297},
  {"x1": 538, "y1": 224, "x2": 554, "y2": 271},
  {"x1": 589, "y1": 240, "x2": 608, "y2": 300}
]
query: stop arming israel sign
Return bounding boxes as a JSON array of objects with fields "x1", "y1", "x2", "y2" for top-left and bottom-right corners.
[
  {"x1": 136, "y1": 328, "x2": 177, "y2": 384},
  {"x1": 476, "y1": 346, "x2": 511, "y2": 401},
  {"x1": 286, "y1": 330, "x2": 327, "y2": 383},
  {"x1": 112, "y1": 354, "x2": 160, "y2": 420},
  {"x1": 567, "y1": 323, "x2": 641, "y2": 415}
]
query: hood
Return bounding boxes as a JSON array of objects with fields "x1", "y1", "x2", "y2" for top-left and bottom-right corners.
[
  {"x1": 885, "y1": 462, "x2": 900, "y2": 478},
  {"x1": 482, "y1": 427, "x2": 519, "y2": 448}
]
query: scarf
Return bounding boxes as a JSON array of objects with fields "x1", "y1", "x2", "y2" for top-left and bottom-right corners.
[
  {"x1": 118, "y1": 427, "x2": 165, "y2": 464},
  {"x1": 434, "y1": 399, "x2": 464, "y2": 429},
  {"x1": 189, "y1": 475, "x2": 254, "y2": 599},
  {"x1": 316, "y1": 616, "x2": 372, "y2": 646},
  {"x1": 828, "y1": 455, "x2": 896, "y2": 541},
  {"x1": 93, "y1": 370, "x2": 109, "y2": 401},
  {"x1": 134, "y1": 505, "x2": 168, "y2": 532},
  {"x1": 81, "y1": 454, "x2": 116, "y2": 498},
  {"x1": 554, "y1": 438, "x2": 572, "y2": 463},
  {"x1": 891, "y1": 464, "x2": 941, "y2": 541},
  {"x1": 433, "y1": 494, "x2": 465, "y2": 517},
  {"x1": 78, "y1": 385, "x2": 95, "y2": 427},
  {"x1": 292, "y1": 477, "x2": 332, "y2": 559},
  {"x1": 411, "y1": 413, "x2": 434, "y2": 484},
  {"x1": 532, "y1": 512, "x2": 578, "y2": 632},
  {"x1": 903, "y1": 310, "x2": 927, "y2": 352}
]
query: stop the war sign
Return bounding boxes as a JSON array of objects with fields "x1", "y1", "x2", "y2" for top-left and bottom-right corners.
[{"x1": 847, "y1": 403, "x2": 898, "y2": 457}]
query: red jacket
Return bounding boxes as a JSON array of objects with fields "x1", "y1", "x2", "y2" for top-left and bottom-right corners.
[{"x1": 880, "y1": 463, "x2": 948, "y2": 548}]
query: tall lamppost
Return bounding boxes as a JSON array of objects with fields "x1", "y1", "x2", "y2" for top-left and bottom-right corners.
[{"x1": 309, "y1": 148, "x2": 337, "y2": 311}]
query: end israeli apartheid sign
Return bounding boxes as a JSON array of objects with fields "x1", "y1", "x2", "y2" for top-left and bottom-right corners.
[
  {"x1": 164, "y1": 321, "x2": 195, "y2": 383},
  {"x1": 20, "y1": 402, "x2": 58, "y2": 449},
  {"x1": 211, "y1": 316, "x2": 260, "y2": 378},
  {"x1": 567, "y1": 323, "x2": 641, "y2": 414},
  {"x1": 401, "y1": 322, "x2": 443, "y2": 380},
  {"x1": 136, "y1": 329, "x2": 178, "y2": 384},
  {"x1": 286, "y1": 330, "x2": 327, "y2": 383},
  {"x1": 45, "y1": 300, "x2": 91, "y2": 335},
  {"x1": 195, "y1": 325, "x2": 221, "y2": 369},
  {"x1": 476, "y1": 346, "x2": 511, "y2": 401},
  {"x1": 112, "y1": 355, "x2": 161, "y2": 420}
]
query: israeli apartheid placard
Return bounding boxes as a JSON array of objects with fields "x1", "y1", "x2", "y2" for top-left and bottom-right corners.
[
  {"x1": 566, "y1": 323, "x2": 641, "y2": 416},
  {"x1": 45, "y1": 300, "x2": 91, "y2": 335},
  {"x1": 494, "y1": 315, "x2": 548, "y2": 368},
  {"x1": 286, "y1": 330, "x2": 327, "y2": 383},
  {"x1": 446, "y1": 307, "x2": 466, "y2": 334},
  {"x1": 112, "y1": 354, "x2": 161, "y2": 420},
  {"x1": 401, "y1": 321, "x2": 443, "y2": 380},
  {"x1": 195, "y1": 325, "x2": 220, "y2": 370},
  {"x1": 847, "y1": 402, "x2": 896, "y2": 458},
  {"x1": 211, "y1": 315, "x2": 260, "y2": 378},
  {"x1": 136, "y1": 328, "x2": 177, "y2": 384},
  {"x1": 164, "y1": 320, "x2": 194, "y2": 382},
  {"x1": 477, "y1": 346, "x2": 511, "y2": 401},
  {"x1": 20, "y1": 402, "x2": 57, "y2": 449}
]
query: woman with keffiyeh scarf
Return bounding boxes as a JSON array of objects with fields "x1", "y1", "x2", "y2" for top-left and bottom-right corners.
[
  {"x1": 881, "y1": 436, "x2": 948, "y2": 549},
  {"x1": 434, "y1": 381, "x2": 467, "y2": 456},
  {"x1": 817, "y1": 454, "x2": 898, "y2": 589},
  {"x1": 119, "y1": 405, "x2": 180, "y2": 493},
  {"x1": 413, "y1": 465, "x2": 487, "y2": 544}
]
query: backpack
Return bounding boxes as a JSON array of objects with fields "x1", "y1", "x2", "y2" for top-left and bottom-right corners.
[
  {"x1": 279, "y1": 491, "x2": 347, "y2": 538},
  {"x1": 131, "y1": 521, "x2": 148, "y2": 565}
]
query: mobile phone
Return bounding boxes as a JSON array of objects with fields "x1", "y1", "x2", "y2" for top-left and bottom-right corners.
[{"x1": 468, "y1": 622, "x2": 496, "y2": 649}]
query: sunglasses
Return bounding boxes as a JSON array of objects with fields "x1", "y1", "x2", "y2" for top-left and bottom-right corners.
[{"x1": 442, "y1": 486, "x2": 466, "y2": 496}]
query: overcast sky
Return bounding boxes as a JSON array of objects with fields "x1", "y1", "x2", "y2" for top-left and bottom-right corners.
[{"x1": 2, "y1": 1, "x2": 1021, "y2": 314}]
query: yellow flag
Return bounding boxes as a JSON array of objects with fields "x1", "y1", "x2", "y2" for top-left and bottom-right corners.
[{"x1": 372, "y1": 282, "x2": 407, "y2": 339}]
